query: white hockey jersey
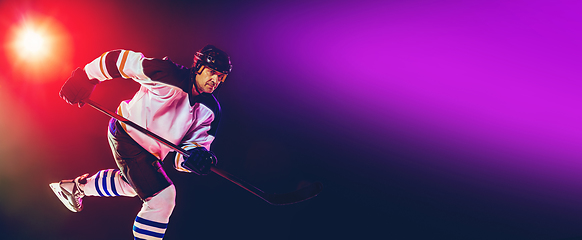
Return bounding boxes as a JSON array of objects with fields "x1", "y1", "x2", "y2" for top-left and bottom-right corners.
[{"x1": 84, "y1": 50, "x2": 220, "y2": 173}]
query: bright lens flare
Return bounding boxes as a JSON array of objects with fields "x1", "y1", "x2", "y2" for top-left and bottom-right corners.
[
  {"x1": 11, "y1": 26, "x2": 51, "y2": 62},
  {"x1": 17, "y1": 29, "x2": 46, "y2": 56},
  {"x1": 5, "y1": 14, "x2": 72, "y2": 81}
]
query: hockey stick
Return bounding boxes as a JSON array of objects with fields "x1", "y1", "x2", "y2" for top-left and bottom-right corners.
[{"x1": 82, "y1": 99, "x2": 322, "y2": 205}]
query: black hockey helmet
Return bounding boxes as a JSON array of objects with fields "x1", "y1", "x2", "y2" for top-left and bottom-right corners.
[{"x1": 193, "y1": 45, "x2": 232, "y2": 79}]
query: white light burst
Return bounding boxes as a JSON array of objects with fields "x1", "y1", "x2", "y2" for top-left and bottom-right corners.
[{"x1": 17, "y1": 28, "x2": 46, "y2": 55}]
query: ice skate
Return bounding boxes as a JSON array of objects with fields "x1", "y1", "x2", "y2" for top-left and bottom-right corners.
[{"x1": 49, "y1": 173, "x2": 89, "y2": 212}]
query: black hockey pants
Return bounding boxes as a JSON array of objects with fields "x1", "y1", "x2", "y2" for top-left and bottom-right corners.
[{"x1": 107, "y1": 118, "x2": 172, "y2": 200}]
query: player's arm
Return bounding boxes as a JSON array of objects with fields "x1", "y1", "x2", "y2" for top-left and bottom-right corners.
[
  {"x1": 84, "y1": 50, "x2": 149, "y2": 82},
  {"x1": 59, "y1": 50, "x2": 147, "y2": 107},
  {"x1": 174, "y1": 120, "x2": 217, "y2": 175},
  {"x1": 175, "y1": 142, "x2": 217, "y2": 175},
  {"x1": 59, "y1": 67, "x2": 100, "y2": 107},
  {"x1": 85, "y1": 50, "x2": 189, "y2": 89},
  {"x1": 174, "y1": 97, "x2": 221, "y2": 175},
  {"x1": 60, "y1": 50, "x2": 188, "y2": 106}
]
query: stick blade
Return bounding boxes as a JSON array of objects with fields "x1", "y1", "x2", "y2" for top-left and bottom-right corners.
[{"x1": 263, "y1": 182, "x2": 323, "y2": 205}]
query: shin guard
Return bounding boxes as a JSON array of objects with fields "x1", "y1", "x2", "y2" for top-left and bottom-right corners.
[
  {"x1": 133, "y1": 185, "x2": 176, "y2": 240},
  {"x1": 83, "y1": 169, "x2": 137, "y2": 197}
]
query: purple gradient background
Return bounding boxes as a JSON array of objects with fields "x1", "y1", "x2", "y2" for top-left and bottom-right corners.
[{"x1": 1, "y1": 0, "x2": 581, "y2": 239}]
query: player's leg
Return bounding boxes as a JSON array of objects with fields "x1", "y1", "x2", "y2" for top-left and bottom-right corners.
[
  {"x1": 107, "y1": 118, "x2": 173, "y2": 199},
  {"x1": 49, "y1": 169, "x2": 138, "y2": 212},
  {"x1": 83, "y1": 169, "x2": 138, "y2": 197},
  {"x1": 109, "y1": 118, "x2": 175, "y2": 239},
  {"x1": 49, "y1": 173, "x2": 89, "y2": 212},
  {"x1": 133, "y1": 185, "x2": 176, "y2": 240}
]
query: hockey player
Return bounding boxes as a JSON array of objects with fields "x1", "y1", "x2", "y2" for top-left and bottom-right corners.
[{"x1": 50, "y1": 45, "x2": 232, "y2": 240}]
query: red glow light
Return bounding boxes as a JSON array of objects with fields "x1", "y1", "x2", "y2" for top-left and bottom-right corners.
[
  {"x1": 13, "y1": 26, "x2": 50, "y2": 61},
  {"x1": 5, "y1": 14, "x2": 73, "y2": 82}
]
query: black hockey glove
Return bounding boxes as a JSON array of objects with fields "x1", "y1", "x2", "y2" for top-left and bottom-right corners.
[
  {"x1": 59, "y1": 68, "x2": 99, "y2": 107},
  {"x1": 182, "y1": 147, "x2": 218, "y2": 175}
]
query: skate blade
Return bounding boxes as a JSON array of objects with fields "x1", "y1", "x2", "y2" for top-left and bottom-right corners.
[{"x1": 49, "y1": 183, "x2": 80, "y2": 213}]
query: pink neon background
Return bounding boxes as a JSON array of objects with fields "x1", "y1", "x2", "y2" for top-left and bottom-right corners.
[{"x1": 0, "y1": 0, "x2": 581, "y2": 239}]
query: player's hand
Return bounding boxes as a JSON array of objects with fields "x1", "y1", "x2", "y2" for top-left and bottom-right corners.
[
  {"x1": 182, "y1": 147, "x2": 218, "y2": 175},
  {"x1": 59, "y1": 68, "x2": 99, "y2": 107}
]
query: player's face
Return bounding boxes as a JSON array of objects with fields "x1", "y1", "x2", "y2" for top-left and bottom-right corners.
[{"x1": 194, "y1": 66, "x2": 226, "y2": 93}]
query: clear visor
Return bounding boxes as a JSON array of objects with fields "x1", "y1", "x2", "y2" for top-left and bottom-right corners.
[
  {"x1": 198, "y1": 66, "x2": 228, "y2": 82},
  {"x1": 216, "y1": 73, "x2": 228, "y2": 83}
]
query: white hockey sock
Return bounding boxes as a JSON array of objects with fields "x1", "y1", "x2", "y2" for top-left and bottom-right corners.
[
  {"x1": 133, "y1": 185, "x2": 176, "y2": 240},
  {"x1": 83, "y1": 169, "x2": 137, "y2": 197}
]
